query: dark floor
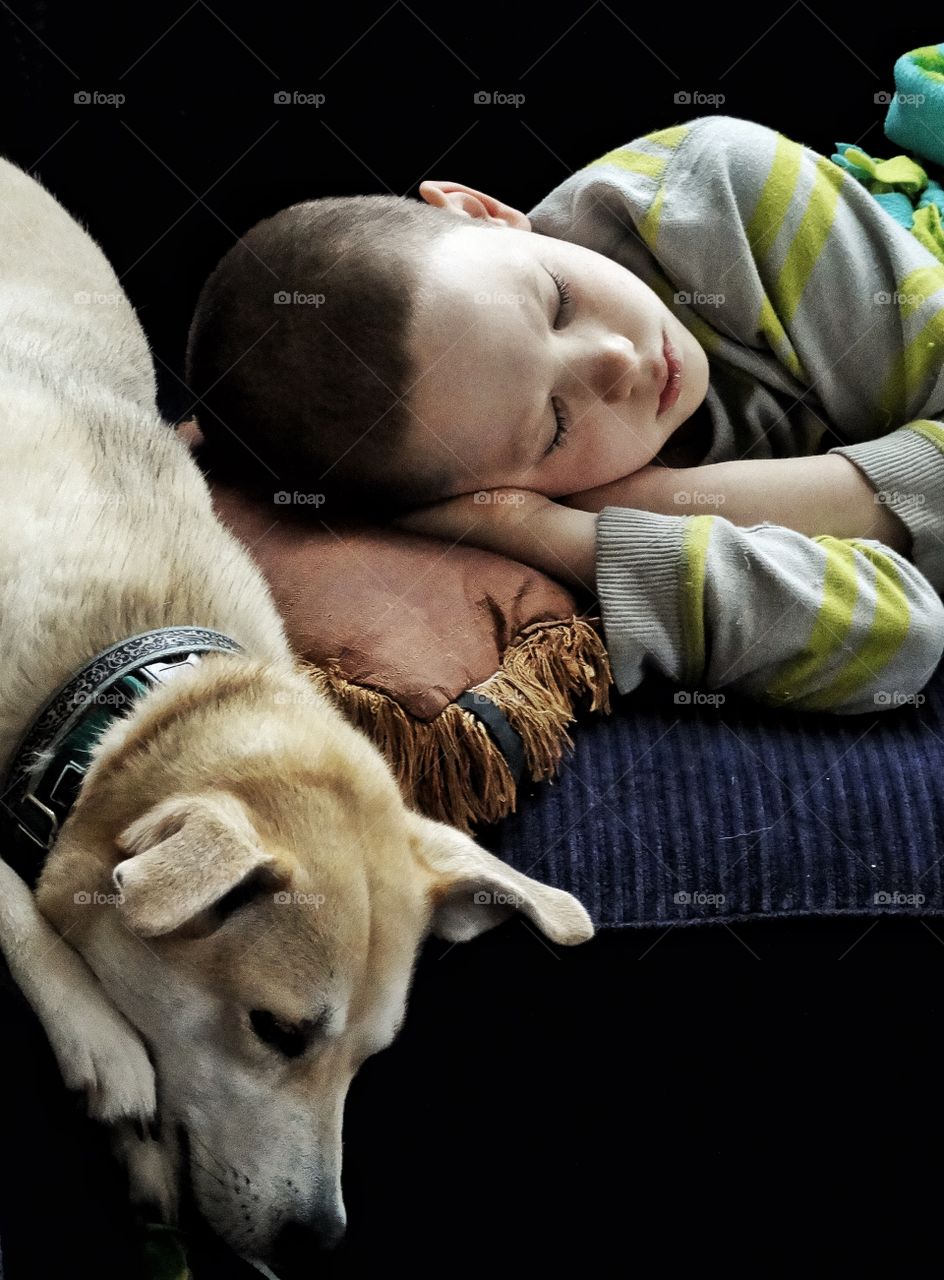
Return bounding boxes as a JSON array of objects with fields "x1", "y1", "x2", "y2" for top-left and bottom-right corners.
[{"x1": 2, "y1": 913, "x2": 942, "y2": 1277}]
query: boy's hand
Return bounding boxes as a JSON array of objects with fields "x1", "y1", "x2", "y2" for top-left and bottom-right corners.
[
  {"x1": 560, "y1": 464, "x2": 678, "y2": 515},
  {"x1": 392, "y1": 487, "x2": 599, "y2": 591},
  {"x1": 392, "y1": 487, "x2": 553, "y2": 548}
]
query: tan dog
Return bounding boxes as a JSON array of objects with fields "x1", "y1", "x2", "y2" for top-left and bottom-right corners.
[{"x1": 0, "y1": 154, "x2": 594, "y2": 1272}]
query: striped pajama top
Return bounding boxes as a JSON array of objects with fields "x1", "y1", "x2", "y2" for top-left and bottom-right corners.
[{"x1": 526, "y1": 114, "x2": 944, "y2": 713}]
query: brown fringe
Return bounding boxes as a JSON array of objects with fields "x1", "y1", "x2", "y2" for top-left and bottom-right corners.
[{"x1": 304, "y1": 616, "x2": 613, "y2": 834}]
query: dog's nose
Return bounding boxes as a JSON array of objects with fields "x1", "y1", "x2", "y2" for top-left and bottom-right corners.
[{"x1": 272, "y1": 1210, "x2": 347, "y2": 1266}]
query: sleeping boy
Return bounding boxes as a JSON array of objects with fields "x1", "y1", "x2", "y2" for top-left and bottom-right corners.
[{"x1": 185, "y1": 114, "x2": 944, "y2": 714}]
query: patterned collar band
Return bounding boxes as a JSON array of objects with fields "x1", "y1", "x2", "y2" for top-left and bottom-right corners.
[{"x1": 0, "y1": 626, "x2": 244, "y2": 887}]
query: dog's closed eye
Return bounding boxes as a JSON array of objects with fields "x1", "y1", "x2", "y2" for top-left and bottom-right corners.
[
  {"x1": 249, "y1": 1009, "x2": 317, "y2": 1059},
  {"x1": 212, "y1": 868, "x2": 276, "y2": 923}
]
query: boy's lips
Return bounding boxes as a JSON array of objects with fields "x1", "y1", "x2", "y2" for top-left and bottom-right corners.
[{"x1": 657, "y1": 330, "x2": 683, "y2": 417}]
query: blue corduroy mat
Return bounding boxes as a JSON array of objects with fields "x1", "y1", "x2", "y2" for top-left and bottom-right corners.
[{"x1": 478, "y1": 663, "x2": 944, "y2": 929}]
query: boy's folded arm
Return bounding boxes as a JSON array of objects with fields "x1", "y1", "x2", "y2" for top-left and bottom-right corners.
[
  {"x1": 825, "y1": 420, "x2": 944, "y2": 594},
  {"x1": 564, "y1": 454, "x2": 913, "y2": 551},
  {"x1": 595, "y1": 506, "x2": 944, "y2": 715}
]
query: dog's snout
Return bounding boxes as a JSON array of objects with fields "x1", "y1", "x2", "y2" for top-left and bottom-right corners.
[{"x1": 272, "y1": 1210, "x2": 347, "y2": 1265}]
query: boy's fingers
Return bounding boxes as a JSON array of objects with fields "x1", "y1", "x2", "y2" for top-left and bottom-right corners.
[
  {"x1": 391, "y1": 498, "x2": 474, "y2": 536},
  {"x1": 391, "y1": 490, "x2": 550, "y2": 542}
]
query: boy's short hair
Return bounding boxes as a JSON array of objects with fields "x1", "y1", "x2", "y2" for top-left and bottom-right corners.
[{"x1": 185, "y1": 194, "x2": 491, "y2": 518}]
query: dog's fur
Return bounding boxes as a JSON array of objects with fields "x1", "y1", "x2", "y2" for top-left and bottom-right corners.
[{"x1": 0, "y1": 156, "x2": 593, "y2": 1269}]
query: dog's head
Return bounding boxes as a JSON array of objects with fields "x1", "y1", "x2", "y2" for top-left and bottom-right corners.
[{"x1": 35, "y1": 655, "x2": 593, "y2": 1271}]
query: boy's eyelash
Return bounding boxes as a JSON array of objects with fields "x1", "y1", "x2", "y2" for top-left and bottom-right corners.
[
  {"x1": 548, "y1": 398, "x2": 569, "y2": 453},
  {"x1": 548, "y1": 268, "x2": 572, "y2": 321},
  {"x1": 546, "y1": 268, "x2": 572, "y2": 455}
]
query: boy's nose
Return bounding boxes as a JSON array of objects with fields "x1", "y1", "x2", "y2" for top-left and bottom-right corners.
[{"x1": 596, "y1": 335, "x2": 649, "y2": 404}]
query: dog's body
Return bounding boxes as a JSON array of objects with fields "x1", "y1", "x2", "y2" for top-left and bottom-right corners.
[{"x1": 0, "y1": 156, "x2": 593, "y2": 1271}]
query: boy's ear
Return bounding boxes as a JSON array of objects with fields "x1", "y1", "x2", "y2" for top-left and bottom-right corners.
[{"x1": 417, "y1": 180, "x2": 531, "y2": 231}]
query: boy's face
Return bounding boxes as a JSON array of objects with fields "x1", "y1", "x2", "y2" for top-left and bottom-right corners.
[{"x1": 404, "y1": 180, "x2": 710, "y2": 500}]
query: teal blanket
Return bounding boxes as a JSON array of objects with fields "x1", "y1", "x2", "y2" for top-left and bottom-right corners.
[{"x1": 831, "y1": 41, "x2": 944, "y2": 265}]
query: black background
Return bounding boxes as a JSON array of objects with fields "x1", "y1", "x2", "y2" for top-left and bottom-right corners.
[
  {"x1": 1, "y1": 4, "x2": 942, "y2": 1276},
  {"x1": 2, "y1": 3, "x2": 931, "y2": 423}
]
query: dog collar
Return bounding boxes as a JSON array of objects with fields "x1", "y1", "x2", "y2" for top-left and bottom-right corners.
[{"x1": 0, "y1": 626, "x2": 244, "y2": 887}]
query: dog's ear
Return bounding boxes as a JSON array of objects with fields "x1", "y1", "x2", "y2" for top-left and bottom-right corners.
[
  {"x1": 112, "y1": 792, "x2": 290, "y2": 938},
  {"x1": 408, "y1": 812, "x2": 594, "y2": 945}
]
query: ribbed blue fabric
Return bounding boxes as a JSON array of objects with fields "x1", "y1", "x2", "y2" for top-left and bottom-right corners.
[{"x1": 479, "y1": 664, "x2": 944, "y2": 928}]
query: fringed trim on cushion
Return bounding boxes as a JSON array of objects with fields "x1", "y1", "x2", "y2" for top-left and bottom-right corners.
[{"x1": 304, "y1": 616, "x2": 613, "y2": 833}]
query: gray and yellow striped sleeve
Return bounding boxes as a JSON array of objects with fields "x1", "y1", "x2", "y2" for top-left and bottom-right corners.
[
  {"x1": 827, "y1": 422, "x2": 944, "y2": 592},
  {"x1": 663, "y1": 116, "x2": 944, "y2": 590},
  {"x1": 595, "y1": 506, "x2": 944, "y2": 714}
]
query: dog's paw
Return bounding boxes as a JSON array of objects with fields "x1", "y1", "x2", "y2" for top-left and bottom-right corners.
[
  {"x1": 112, "y1": 1120, "x2": 180, "y2": 1224},
  {"x1": 47, "y1": 996, "x2": 156, "y2": 1124}
]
